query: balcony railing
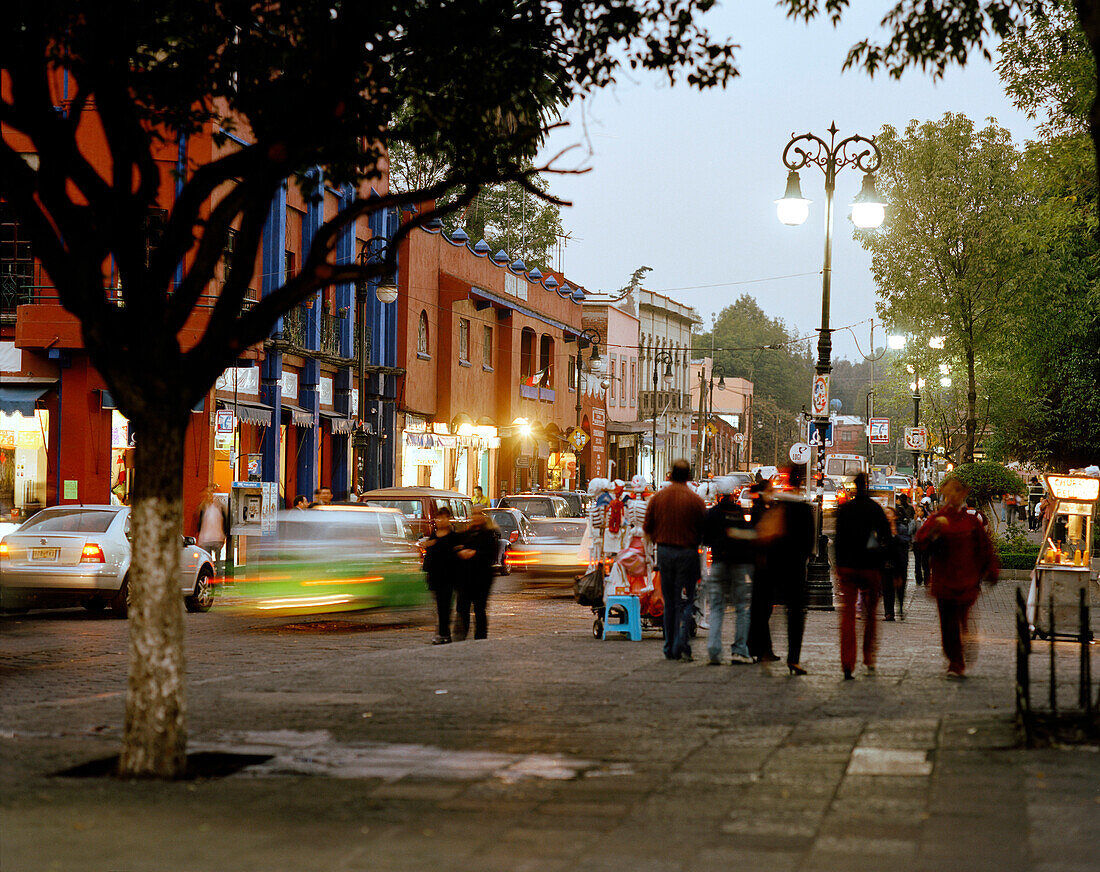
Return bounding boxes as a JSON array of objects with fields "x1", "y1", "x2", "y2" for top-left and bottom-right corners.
[
  {"x1": 281, "y1": 304, "x2": 307, "y2": 347},
  {"x1": 321, "y1": 313, "x2": 344, "y2": 356}
]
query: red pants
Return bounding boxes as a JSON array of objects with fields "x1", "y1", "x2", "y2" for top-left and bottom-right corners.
[
  {"x1": 936, "y1": 597, "x2": 975, "y2": 673},
  {"x1": 836, "y1": 569, "x2": 881, "y2": 672}
]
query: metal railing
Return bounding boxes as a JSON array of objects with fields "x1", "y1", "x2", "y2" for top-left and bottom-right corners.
[
  {"x1": 1016, "y1": 587, "x2": 1097, "y2": 746},
  {"x1": 320, "y1": 313, "x2": 344, "y2": 357}
]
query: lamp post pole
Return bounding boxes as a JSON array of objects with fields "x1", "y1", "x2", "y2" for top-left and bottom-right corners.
[
  {"x1": 912, "y1": 380, "x2": 921, "y2": 481},
  {"x1": 575, "y1": 328, "x2": 601, "y2": 488},
  {"x1": 778, "y1": 123, "x2": 883, "y2": 610},
  {"x1": 355, "y1": 237, "x2": 398, "y2": 497},
  {"x1": 652, "y1": 350, "x2": 673, "y2": 482}
]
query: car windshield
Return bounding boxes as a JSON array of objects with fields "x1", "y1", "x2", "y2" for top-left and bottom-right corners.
[
  {"x1": 18, "y1": 508, "x2": 118, "y2": 534},
  {"x1": 504, "y1": 497, "x2": 556, "y2": 517},
  {"x1": 887, "y1": 477, "x2": 909, "y2": 487},
  {"x1": 530, "y1": 520, "x2": 585, "y2": 543},
  {"x1": 826, "y1": 459, "x2": 864, "y2": 477},
  {"x1": 488, "y1": 511, "x2": 518, "y2": 534},
  {"x1": 365, "y1": 499, "x2": 423, "y2": 519}
]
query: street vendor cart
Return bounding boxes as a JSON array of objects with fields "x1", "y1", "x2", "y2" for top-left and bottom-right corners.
[{"x1": 1027, "y1": 474, "x2": 1099, "y2": 640}]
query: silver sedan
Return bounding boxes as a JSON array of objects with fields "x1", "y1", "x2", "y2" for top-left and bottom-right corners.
[{"x1": 0, "y1": 505, "x2": 215, "y2": 616}]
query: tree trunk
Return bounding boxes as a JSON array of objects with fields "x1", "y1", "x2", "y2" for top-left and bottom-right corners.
[
  {"x1": 118, "y1": 410, "x2": 189, "y2": 778},
  {"x1": 964, "y1": 345, "x2": 977, "y2": 464}
]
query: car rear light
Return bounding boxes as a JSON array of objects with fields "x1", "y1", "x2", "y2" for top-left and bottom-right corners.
[
  {"x1": 510, "y1": 530, "x2": 519, "y2": 543},
  {"x1": 0, "y1": 542, "x2": 8, "y2": 559},
  {"x1": 80, "y1": 543, "x2": 105, "y2": 563}
]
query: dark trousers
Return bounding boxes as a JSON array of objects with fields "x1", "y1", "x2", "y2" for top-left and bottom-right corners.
[
  {"x1": 748, "y1": 571, "x2": 774, "y2": 659},
  {"x1": 914, "y1": 550, "x2": 930, "y2": 586},
  {"x1": 432, "y1": 582, "x2": 454, "y2": 639},
  {"x1": 894, "y1": 545, "x2": 909, "y2": 616},
  {"x1": 936, "y1": 597, "x2": 975, "y2": 673},
  {"x1": 881, "y1": 568, "x2": 896, "y2": 619},
  {"x1": 455, "y1": 579, "x2": 491, "y2": 640},
  {"x1": 657, "y1": 545, "x2": 699, "y2": 658},
  {"x1": 778, "y1": 577, "x2": 807, "y2": 665},
  {"x1": 836, "y1": 568, "x2": 880, "y2": 671}
]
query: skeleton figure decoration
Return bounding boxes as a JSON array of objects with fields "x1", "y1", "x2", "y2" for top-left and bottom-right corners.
[{"x1": 586, "y1": 478, "x2": 612, "y2": 563}]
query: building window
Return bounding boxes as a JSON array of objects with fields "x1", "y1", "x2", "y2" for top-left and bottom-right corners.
[
  {"x1": 0, "y1": 203, "x2": 34, "y2": 297},
  {"x1": 417, "y1": 310, "x2": 429, "y2": 355},
  {"x1": 459, "y1": 318, "x2": 470, "y2": 363},
  {"x1": 630, "y1": 359, "x2": 636, "y2": 407},
  {"x1": 539, "y1": 333, "x2": 554, "y2": 387},
  {"x1": 568, "y1": 355, "x2": 577, "y2": 391},
  {"x1": 609, "y1": 354, "x2": 617, "y2": 403},
  {"x1": 520, "y1": 327, "x2": 536, "y2": 378},
  {"x1": 482, "y1": 324, "x2": 493, "y2": 367},
  {"x1": 285, "y1": 249, "x2": 296, "y2": 280},
  {"x1": 620, "y1": 358, "x2": 627, "y2": 407},
  {"x1": 144, "y1": 208, "x2": 167, "y2": 269}
]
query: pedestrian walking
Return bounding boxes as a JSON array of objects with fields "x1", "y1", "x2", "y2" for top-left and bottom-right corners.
[
  {"x1": 894, "y1": 494, "x2": 915, "y2": 619},
  {"x1": 702, "y1": 477, "x2": 757, "y2": 665},
  {"x1": 472, "y1": 485, "x2": 490, "y2": 508},
  {"x1": 422, "y1": 507, "x2": 462, "y2": 645},
  {"x1": 453, "y1": 507, "x2": 500, "y2": 641},
  {"x1": 194, "y1": 484, "x2": 228, "y2": 575},
  {"x1": 834, "y1": 472, "x2": 893, "y2": 679},
  {"x1": 643, "y1": 458, "x2": 706, "y2": 662},
  {"x1": 754, "y1": 464, "x2": 815, "y2": 675},
  {"x1": 912, "y1": 505, "x2": 931, "y2": 586},
  {"x1": 1027, "y1": 477, "x2": 1044, "y2": 531},
  {"x1": 881, "y1": 507, "x2": 901, "y2": 621},
  {"x1": 914, "y1": 477, "x2": 1000, "y2": 678}
]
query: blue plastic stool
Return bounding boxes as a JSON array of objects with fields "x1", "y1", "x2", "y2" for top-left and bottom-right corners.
[{"x1": 602, "y1": 595, "x2": 642, "y2": 641}]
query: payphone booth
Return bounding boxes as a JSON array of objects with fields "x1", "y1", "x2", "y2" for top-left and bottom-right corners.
[
  {"x1": 1027, "y1": 474, "x2": 1099, "y2": 640},
  {"x1": 229, "y1": 481, "x2": 278, "y2": 576}
]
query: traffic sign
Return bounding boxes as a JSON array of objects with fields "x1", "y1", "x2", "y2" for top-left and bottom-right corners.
[
  {"x1": 734, "y1": 433, "x2": 744, "y2": 444},
  {"x1": 705, "y1": 422, "x2": 717, "y2": 437},
  {"x1": 811, "y1": 374, "x2": 830, "y2": 416},
  {"x1": 569, "y1": 428, "x2": 589, "y2": 451},
  {"x1": 869, "y1": 417, "x2": 890, "y2": 445},
  {"x1": 904, "y1": 427, "x2": 928, "y2": 451},
  {"x1": 808, "y1": 421, "x2": 833, "y2": 448},
  {"x1": 789, "y1": 442, "x2": 811, "y2": 464}
]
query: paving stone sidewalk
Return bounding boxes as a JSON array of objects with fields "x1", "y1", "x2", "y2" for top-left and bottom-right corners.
[{"x1": 1, "y1": 579, "x2": 1097, "y2": 872}]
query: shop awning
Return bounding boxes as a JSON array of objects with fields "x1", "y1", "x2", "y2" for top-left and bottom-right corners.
[
  {"x1": 320, "y1": 410, "x2": 355, "y2": 435},
  {"x1": 283, "y1": 404, "x2": 316, "y2": 428},
  {"x1": 0, "y1": 384, "x2": 52, "y2": 415},
  {"x1": 217, "y1": 398, "x2": 273, "y2": 426}
]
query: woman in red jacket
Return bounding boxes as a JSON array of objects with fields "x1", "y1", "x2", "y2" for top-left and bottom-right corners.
[{"x1": 914, "y1": 477, "x2": 999, "y2": 678}]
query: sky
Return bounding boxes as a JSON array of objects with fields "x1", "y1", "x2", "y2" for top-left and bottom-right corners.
[{"x1": 537, "y1": 2, "x2": 1038, "y2": 362}]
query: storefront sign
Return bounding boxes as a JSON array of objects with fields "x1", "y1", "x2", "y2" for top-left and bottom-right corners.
[
  {"x1": 405, "y1": 447, "x2": 441, "y2": 466},
  {"x1": 63, "y1": 480, "x2": 78, "y2": 500},
  {"x1": 515, "y1": 455, "x2": 531, "y2": 468},
  {"x1": 405, "y1": 415, "x2": 427, "y2": 433},
  {"x1": 0, "y1": 431, "x2": 14, "y2": 450},
  {"x1": 1045, "y1": 475, "x2": 1100, "y2": 502},
  {"x1": 215, "y1": 366, "x2": 259, "y2": 396},
  {"x1": 216, "y1": 410, "x2": 236, "y2": 434},
  {"x1": 280, "y1": 371, "x2": 298, "y2": 401},
  {"x1": 17, "y1": 429, "x2": 43, "y2": 449},
  {"x1": 868, "y1": 417, "x2": 890, "y2": 444}
]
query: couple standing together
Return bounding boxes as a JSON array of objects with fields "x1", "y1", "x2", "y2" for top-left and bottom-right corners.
[{"x1": 643, "y1": 460, "x2": 814, "y2": 673}]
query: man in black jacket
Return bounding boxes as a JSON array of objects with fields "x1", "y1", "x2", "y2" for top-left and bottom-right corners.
[
  {"x1": 702, "y1": 478, "x2": 758, "y2": 665},
  {"x1": 834, "y1": 472, "x2": 894, "y2": 679},
  {"x1": 454, "y1": 508, "x2": 500, "y2": 641},
  {"x1": 422, "y1": 507, "x2": 463, "y2": 645}
]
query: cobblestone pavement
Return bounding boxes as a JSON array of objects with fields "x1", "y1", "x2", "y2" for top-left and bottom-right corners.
[{"x1": 1, "y1": 575, "x2": 1097, "y2": 872}]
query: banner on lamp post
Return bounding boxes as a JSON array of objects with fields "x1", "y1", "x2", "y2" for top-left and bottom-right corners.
[{"x1": 811, "y1": 374, "x2": 829, "y2": 416}]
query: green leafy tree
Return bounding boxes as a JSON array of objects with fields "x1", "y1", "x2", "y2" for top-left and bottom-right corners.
[
  {"x1": 858, "y1": 114, "x2": 1030, "y2": 464},
  {"x1": 694, "y1": 294, "x2": 813, "y2": 415},
  {"x1": 0, "y1": 0, "x2": 738, "y2": 777},
  {"x1": 945, "y1": 461, "x2": 1026, "y2": 531},
  {"x1": 388, "y1": 140, "x2": 564, "y2": 272},
  {"x1": 991, "y1": 1, "x2": 1100, "y2": 467}
]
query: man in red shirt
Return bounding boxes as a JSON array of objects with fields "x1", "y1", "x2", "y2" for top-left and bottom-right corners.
[
  {"x1": 644, "y1": 459, "x2": 706, "y2": 661},
  {"x1": 914, "y1": 477, "x2": 999, "y2": 677}
]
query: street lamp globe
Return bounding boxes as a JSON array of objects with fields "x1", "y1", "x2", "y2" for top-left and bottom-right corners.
[
  {"x1": 850, "y1": 172, "x2": 886, "y2": 229},
  {"x1": 661, "y1": 363, "x2": 675, "y2": 387},
  {"x1": 775, "y1": 170, "x2": 811, "y2": 226},
  {"x1": 375, "y1": 279, "x2": 399, "y2": 304}
]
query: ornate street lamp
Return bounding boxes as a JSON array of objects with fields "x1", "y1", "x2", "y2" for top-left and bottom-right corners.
[
  {"x1": 651, "y1": 350, "x2": 674, "y2": 481},
  {"x1": 777, "y1": 122, "x2": 884, "y2": 609},
  {"x1": 354, "y1": 237, "x2": 399, "y2": 496}
]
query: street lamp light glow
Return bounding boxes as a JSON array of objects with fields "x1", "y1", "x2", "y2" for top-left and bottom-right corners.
[
  {"x1": 520, "y1": 423, "x2": 533, "y2": 438},
  {"x1": 775, "y1": 170, "x2": 811, "y2": 226},
  {"x1": 850, "y1": 173, "x2": 887, "y2": 229},
  {"x1": 888, "y1": 335, "x2": 906, "y2": 350}
]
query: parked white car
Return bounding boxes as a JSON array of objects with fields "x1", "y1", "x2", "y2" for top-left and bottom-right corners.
[{"x1": 0, "y1": 505, "x2": 216, "y2": 616}]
